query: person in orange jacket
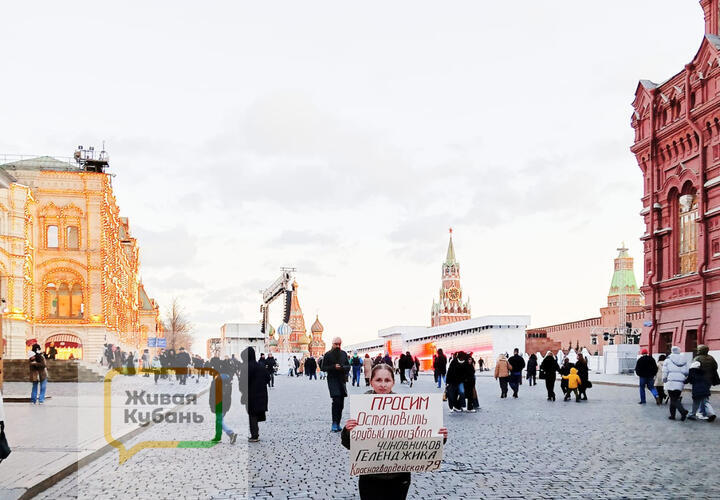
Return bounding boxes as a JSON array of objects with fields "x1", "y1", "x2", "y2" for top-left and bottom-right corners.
[{"x1": 562, "y1": 367, "x2": 582, "y2": 402}]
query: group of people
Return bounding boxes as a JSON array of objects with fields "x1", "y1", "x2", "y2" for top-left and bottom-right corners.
[{"x1": 636, "y1": 345, "x2": 718, "y2": 422}]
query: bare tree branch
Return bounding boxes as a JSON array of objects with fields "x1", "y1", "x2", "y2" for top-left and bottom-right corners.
[{"x1": 162, "y1": 297, "x2": 194, "y2": 351}]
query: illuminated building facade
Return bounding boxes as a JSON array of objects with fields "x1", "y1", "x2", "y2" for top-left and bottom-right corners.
[{"x1": 0, "y1": 154, "x2": 161, "y2": 361}]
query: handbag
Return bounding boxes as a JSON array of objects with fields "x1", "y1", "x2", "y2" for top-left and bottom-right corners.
[
  {"x1": 0, "y1": 422, "x2": 11, "y2": 462},
  {"x1": 539, "y1": 369, "x2": 546, "y2": 380},
  {"x1": 585, "y1": 380, "x2": 593, "y2": 389}
]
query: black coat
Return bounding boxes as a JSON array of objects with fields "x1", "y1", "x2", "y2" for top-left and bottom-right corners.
[
  {"x1": 575, "y1": 360, "x2": 589, "y2": 384},
  {"x1": 540, "y1": 356, "x2": 560, "y2": 380},
  {"x1": 526, "y1": 357, "x2": 537, "y2": 375},
  {"x1": 304, "y1": 357, "x2": 317, "y2": 373},
  {"x1": 634, "y1": 355, "x2": 658, "y2": 378},
  {"x1": 508, "y1": 354, "x2": 526, "y2": 373},
  {"x1": 686, "y1": 368, "x2": 712, "y2": 398},
  {"x1": 321, "y1": 348, "x2": 350, "y2": 397},
  {"x1": 433, "y1": 354, "x2": 447, "y2": 375},
  {"x1": 446, "y1": 359, "x2": 472, "y2": 385}
]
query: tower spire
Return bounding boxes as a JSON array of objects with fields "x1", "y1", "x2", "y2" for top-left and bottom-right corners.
[{"x1": 445, "y1": 227, "x2": 456, "y2": 265}]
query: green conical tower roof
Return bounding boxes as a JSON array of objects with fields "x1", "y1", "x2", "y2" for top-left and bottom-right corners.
[
  {"x1": 445, "y1": 229, "x2": 456, "y2": 265},
  {"x1": 608, "y1": 244, "x2": 640, "y2": 296}
]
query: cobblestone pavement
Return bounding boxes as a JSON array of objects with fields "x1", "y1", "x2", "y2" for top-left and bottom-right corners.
[{"x1": 37, "y1": 374, "x2": 720, "y2": 499}]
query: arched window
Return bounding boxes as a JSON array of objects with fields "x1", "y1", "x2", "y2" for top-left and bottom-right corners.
[
  {"x1": 47, "y1": 225, "x2": 58, "y2": 248},
  {"x1": 46, "y1": 283, "x2": 58, "y2": 317},
  {"x1": 679, "y1": 192, "x2": 698, "y2": 274},
  {"x1": 66, "y1": 226, "x2": 79, "y2": 249},
  {"x1": 71, "y1": 284, "x2": 83, "y2": 317}
]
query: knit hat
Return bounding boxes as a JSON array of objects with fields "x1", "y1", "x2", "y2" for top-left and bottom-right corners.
[{"x1": 640, "y1": 348, "x2": 649, "y2": 355}]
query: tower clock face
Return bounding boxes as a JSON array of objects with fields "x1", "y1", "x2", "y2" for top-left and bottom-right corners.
[{"x1": 447, "y1": 287, "x2": 460, "y2": 301}]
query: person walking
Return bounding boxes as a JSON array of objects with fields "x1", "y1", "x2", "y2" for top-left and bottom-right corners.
[
  {"x1": 559, "y1": 357, "x2": 573, "y2": 398},
  {"x1": 635, "y1": 348, "x2": 661, "y2": 405},
  {"x1": 293, "y1": 356, "x2": 300, "y2": 377},
  {"x1": 434, "y1": 348, "x2": 448, "y2": 388},
  {"x1": 265, "y1": 353, "x2": 277, "y2": 387},
  {"x1": 575, "y1": 353, "x2": 590, "y2": 401},
  {"x1": 305, "y1": 356, "x2": 318, "y2": 380},
  {"x1": 463, "y1": 354, "x2": 477, "y2": 413},
  {"x1": 655, "y1": 354, "x2": 668, "y2": 404},
  {"x1": 141, "y1": 349, "x2": 150, "y2": 377},
  {"x1": 350, "y1": 352, "x2": 363, "y2": 387},
  {"x1": 362, "y1": 354, "x2": 372, "y2": 386},
  {"x1": 507, "y1": 348, "x2": 526, "y2": 398},
  {"x1": 562, "y1": 367, "x2": 582, "y2": 402},
  {"x1": 494, "y1": 353, "x2": 511, "y2": 399},
  {"x1": 208, "y1": 358, "x2": 237, "y2": 444},
  {"x1": 287, "y1": 357, "x2": 295, "y2": 377},
  {"x1": 176, "y1": 347, "x2": 191, "y2": 385},
  {"x1": 540, "y1": 351, "x2": 560, "y2": 401},
  {"x1": 663, "y1": 346, "x2": 689, "y2": 420},
  {"x1": 342, "y1": 363, "x2": 448, "y2": 500},
  {"x1": 686, "y1": 360, "x2": 716, "y2": 422},
  {"x1": 239, "y1": 347, "x2": 270, "y2": 441},
  {"x1": 28, "y1": 344, "x2": 48, "y2": 405},
  {"x1": 526, "y1": 354, "x2": 538, "y2": 387},
  {"x1": 446, "y1": 352, "x2": 467, "y2": 411},
  {"x1": 397, "y1": 353, "x2": 407, "y2": 384},
  {"x1": 693, "y1": 344, "x2": 719, "y2": 387},
  {"x1": 151, "y1": 355, "x2": 161, "y2": 384},
  {"x1": 320, "y1": 337, "x2": 351, "y2": 432}
]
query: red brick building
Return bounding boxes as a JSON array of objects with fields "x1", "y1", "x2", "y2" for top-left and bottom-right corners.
[{"x1": 631, "y1": 0, "x2": 720, "y2": 354}]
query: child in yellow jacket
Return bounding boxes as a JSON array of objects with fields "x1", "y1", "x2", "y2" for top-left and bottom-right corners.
[{"x1": 563, "y1": 367, "x2": 582, "y2": 402}]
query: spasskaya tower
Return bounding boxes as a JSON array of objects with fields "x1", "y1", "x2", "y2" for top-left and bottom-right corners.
[{"x1": 431, "y1": 229, "x2": 471, "y2": 327}]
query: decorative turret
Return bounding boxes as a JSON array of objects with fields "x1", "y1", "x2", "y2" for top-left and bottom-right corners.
[
  {"x1": 431, "y1": 229, "x2": 471, "y2": 327},
  {"x1": 309, "y1": 315, "x2": 326, "y2": 358},
  {"x1": 607, "y1": 243, "x2": 642, "y2": 308},
  {"x1": 288, "y1": 281, "x2": 308, "y2": 351}
]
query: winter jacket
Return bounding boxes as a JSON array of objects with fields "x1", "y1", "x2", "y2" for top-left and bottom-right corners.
[
  {"x1": 654, "y1": 360, "x2": 664, "y2": 386},
  {"x1": 447, "y1": 359, "x2": 470, "y2": 385},
  {"x1": 363, "y1": 357, "x2": 372, "y2": 378},
  {"x1": 634, "y1": 355, "x2": 658, "y2": 379},
  {"x1": 209, "y1": 373, "x2": 233, "y2": 415},
  {"x1": 350, "y1": 356, "x2": 362, "y2": 368},
  {"x1": 508, "y1": 354, "x2": 526, "y2": 374},
  {"x1": 526, "y1": 357, "x2": 538, "y2": 375},
  {"x1": 494, "y1": 358, "x2": 511, "y2": 379},
  {"x1": 686, "y1": 367, "x2": 712, "y2": 399},
  {"x1": 321, "y1": 348, "x2": 350, "y2": 398},
  {"x1": 693, "y1": 345, "x2": 719, "y2": 385},
  {"x1": 662, "y1": 350, "x2": 689, "y2": 392},
  {"x1": 562, "y1": 368, "x2": 582, "y2": 389},
  {"x1": 29, "y1": 353, "x2": 48, "y2": 383},
  {"x1": 433, "y1": 354, "x2": 447, "y2": 375},
  {"x1": 575, "y1": 359, "x2": 589, "y2": 384},
  {"x1": 540, "y1": 356, "x2": 560, "y2": 380}
]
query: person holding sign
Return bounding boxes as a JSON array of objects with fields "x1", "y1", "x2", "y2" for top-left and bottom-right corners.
[{"x1": 341, "y1": 364, "x2": 448, "y2": 500}]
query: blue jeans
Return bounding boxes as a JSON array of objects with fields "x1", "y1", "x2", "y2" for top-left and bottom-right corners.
[
  {"x1": 509, "y1": 372, "x2": 522, "y2": 394},
  {"x1": 31, "y1": 379, "x2": 47, "y2": 403},
  {"x1": 638, "y1": 377, "x2": 658, "y2": 403},
  {"x1": 437, "y1": 373, "x2": 446, "y2": 388},
  {"x1": 221, "y1": 416, "x2": 234, "y2": 437},
  {"x1": 352, "y1": 366, "x2": 362, "y2": 385}
]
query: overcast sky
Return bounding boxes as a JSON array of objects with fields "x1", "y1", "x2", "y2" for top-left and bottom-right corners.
[{"x1": 0, "y1": 1, "x2": 706, "y2": 350}]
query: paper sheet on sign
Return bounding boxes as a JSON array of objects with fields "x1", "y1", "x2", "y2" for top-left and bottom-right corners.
[{"x1": 348, "y1": 393, "x2": 444, "y2": 476}]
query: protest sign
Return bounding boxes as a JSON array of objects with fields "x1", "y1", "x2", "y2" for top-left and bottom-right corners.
[{"x1": 348, "y1": 393, "x2": 444, "y2": 476}]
